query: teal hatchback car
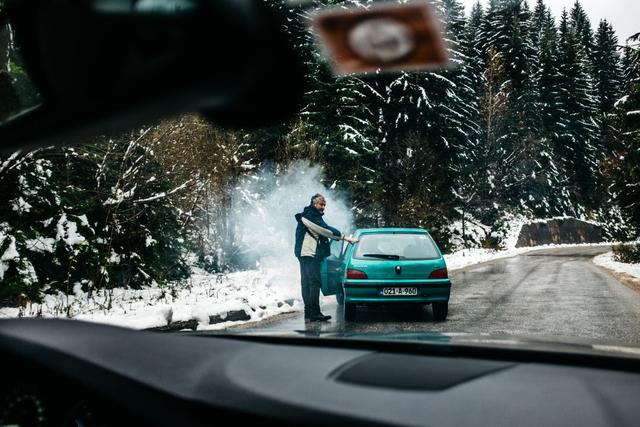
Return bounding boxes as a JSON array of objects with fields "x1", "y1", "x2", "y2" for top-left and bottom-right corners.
[{"x1": 321, "y1": 228, "x2": 451, "y2": 321}]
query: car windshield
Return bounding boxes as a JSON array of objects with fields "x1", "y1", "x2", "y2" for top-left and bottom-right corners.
[
  {"x1": 354, "y1": 234, "x2": 440, "y2": 260},
  {"x1": 1, "y1": 0, "x2": 640, "y2": 355}
]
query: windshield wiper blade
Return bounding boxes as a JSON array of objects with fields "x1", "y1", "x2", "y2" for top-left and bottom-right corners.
[{"x1": 362, "y1": 253, "x2": 402, "y2": 260}]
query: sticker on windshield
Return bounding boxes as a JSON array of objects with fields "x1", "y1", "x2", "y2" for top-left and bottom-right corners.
[{"x1": 311, "y1": 2, "x2": 449, "y2": 75}]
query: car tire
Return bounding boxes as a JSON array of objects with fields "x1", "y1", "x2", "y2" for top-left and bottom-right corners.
[
  {"x1": 336, "y1": 286, "x2": 345, "y2": 305},
  {"x1": 344, "y1": 303, "x2": 356, "y2": 321},
  {"x1": 432, "y1": 301, "x2": 448, "y2": 321}
]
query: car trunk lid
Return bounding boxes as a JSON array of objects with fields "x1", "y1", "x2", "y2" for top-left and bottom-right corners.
[{"x1": 348, "y1": 257, "x2": 446, "y2": 280}]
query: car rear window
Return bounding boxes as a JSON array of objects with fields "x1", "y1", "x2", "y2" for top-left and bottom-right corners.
[{"x1": 353, "y1": 233, "x2": 440, "y2": 260}]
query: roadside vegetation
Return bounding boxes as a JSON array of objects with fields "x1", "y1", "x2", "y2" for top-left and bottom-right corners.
[{"x1": 613, "y1": 243, "x2": 640, "y2": 264}]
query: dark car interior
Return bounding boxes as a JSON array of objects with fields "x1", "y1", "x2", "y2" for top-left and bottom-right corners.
[{"x1": 3, "y1": 319, "x2": 640, "y2": 426}]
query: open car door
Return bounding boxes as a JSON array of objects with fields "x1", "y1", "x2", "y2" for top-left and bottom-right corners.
[{"x1": 321, "y1": 240, "x2": 344, "y2": 297}]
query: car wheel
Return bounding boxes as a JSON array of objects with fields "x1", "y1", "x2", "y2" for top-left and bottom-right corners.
[
  {"x1": 344, "y1": 303, "x2": 356, "y2": 321},
  {"x1": 336, "y1": 286, "x2": 344, "y2": 305},
  {"x1": 432, "y1": 301, "x2": 448, "y2": 321}
]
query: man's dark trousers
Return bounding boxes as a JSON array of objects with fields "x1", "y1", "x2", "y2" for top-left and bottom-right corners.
[{"x1": 298, "y1": 256, "x2": 322, "y2": 318}]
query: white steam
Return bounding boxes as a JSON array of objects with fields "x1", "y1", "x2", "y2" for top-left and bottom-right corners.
[{"x1": 232, "y1": 161, "x2": 355, "y2": 271}]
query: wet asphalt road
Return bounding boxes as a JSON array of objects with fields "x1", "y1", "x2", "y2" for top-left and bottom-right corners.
[{"x1": 236, "y1": 246, "x2": 640, "y2": 345}]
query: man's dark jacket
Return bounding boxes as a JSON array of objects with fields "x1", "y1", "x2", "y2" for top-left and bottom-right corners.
[{"x1": 294, "y1": 204, "x2": 342, "y2": 260}]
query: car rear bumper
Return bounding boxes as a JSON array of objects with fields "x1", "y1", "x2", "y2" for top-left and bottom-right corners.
[{"x1": 343, "y1": 280, "x2": 451, "y2": 303}]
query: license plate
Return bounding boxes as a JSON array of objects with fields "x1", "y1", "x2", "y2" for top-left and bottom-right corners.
[{"x1": 382, "y1": 287, "x2": 418, "y2": 296}]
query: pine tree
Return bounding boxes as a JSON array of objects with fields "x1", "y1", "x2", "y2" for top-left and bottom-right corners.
[
  {"x1": 476, "y1": 47, "x2": 512, "y2": 216},
  {"x1": 556, "y1": 9, "x2": 599, "y2": 212},
  {"x1": 611, "y1": 35, "x2": 640, "y2": 235},
  {"x1": 375, "y1": 70, "x2": 437, "y2": 226},
  {"x1": 482, "y1": 0, "x2": 535, "y2": 110},
  {"x1": 527, "y1": 7, "x2": 573, "y2": 215},
  {"x1": 474, "y1": 1, "x2": 548, "y2": 219},
  {"x1": 453, "y1": 1, "x2": 485, "y2": 238},
  {"x1": 461, "y1": 2, "x2": 486, "y2": 125},
  {"x1": 569, "y1": 0, "x2": 596, "y2": 62},
  {"x1": 534, "y1": 9, "x2": 564, "y2": 136},
  {"x1": 0, "y1": 150, "x2": 58, "y2": 304},
  {"x1": 531, "y1": 0, "x2": 547, "y2": 49},
  {"x1": 593, "y1": 19, "x2": 623, "y2": 154}
]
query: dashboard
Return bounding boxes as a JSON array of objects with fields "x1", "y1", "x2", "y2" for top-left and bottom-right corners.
[{"x1": 2, "y1": 318, "x2": 640, "y2": 426}]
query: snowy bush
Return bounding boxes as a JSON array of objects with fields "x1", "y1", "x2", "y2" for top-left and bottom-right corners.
[
  {"x1": 0, "y1": 137, "x2": 190, "y2": 306},
  {"x1": 612, "y1": 243, "x2": 640, "y2": 264}
]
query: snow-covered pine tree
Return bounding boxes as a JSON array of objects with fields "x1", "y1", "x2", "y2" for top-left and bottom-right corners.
[
  {"x1": 593, "y1": 19, "x2": 623, "y2": 155},
  {"x1": 527, "y1": 5, "x2": 573, "y2": 216},
  {"x1": 534, "y1": 9, "x2": 562, "y2": 138},
  {"x1": 476, "y1": 46, "x2": 513, "y2": 219},
  {"x1": 530, "y1": 0, "x2": 547, "y2": 49},
  {"x1": 610, "y1": 35, "x2": 640, "y2": 236},
  {"x1": 448, "y1": 1, "x2": 487, "y2": 246},
  {"x1": 556, "y1": 9, "x2": 599, "y2": 213},
  {"x1": 475, "y1": 0, "x2": 551, "y2": 221},
  {"x1": 375, "y1": 69, "x2": 436, "y2": 226},
  {"x1": 569, "y1": 0, "x2": 596, "y2": 63},
  {"x1": 89, "y1": 132, "x2": 191, "y2": 292},
  {"x1": 481, "y1": 0, "x2": 535, "y2": 119},
  {"x1": 0, "y1": 150, "x2": 59, "y2": 305}
]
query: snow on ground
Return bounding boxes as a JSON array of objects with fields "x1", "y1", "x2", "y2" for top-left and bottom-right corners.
[
  {"x1": 445, "y1": 247, "x2": 528, "y2": 270},
  {"x1": 593, "y1": 253, "x2": 640, "y2": 280},
  {"x1": 0, "y1": 267, "x2": 302, "y2": 331},
  {"x1": 445, "y1": 243, "x2": 613, "y2": 271},
  {"x1": 444, "y1": 213, "x2": 609, "y2": 270}
]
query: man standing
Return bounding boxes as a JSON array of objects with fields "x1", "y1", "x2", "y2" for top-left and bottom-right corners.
[{"x1": 294, "y1": 194, "x2": 357, "y2": 322}]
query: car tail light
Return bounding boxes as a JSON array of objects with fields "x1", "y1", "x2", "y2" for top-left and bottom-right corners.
[
  {"x1": 429, "y1": 268, "x2": 448, "y2": 279},
  {"x1": 346, "y1": 269, "x2": 368, "y2": 279}
]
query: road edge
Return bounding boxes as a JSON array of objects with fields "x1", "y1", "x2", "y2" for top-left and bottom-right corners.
[
  {"x1": 226, "y1": 310, "x2": 300, "y2": 330},
  {"x1": 592, "y1": 261, "x2": 640, "y2": 294}
]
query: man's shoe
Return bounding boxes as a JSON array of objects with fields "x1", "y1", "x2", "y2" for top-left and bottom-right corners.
[{"x1": 308, "y1": 314, "x2": 331, "y2": 322}]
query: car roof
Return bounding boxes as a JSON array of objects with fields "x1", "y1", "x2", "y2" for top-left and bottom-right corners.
[{"x1": 354, "y1": 228, "x2": 429, "y2": 237}]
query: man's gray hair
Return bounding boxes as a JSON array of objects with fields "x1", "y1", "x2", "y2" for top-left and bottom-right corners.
[{"x1": 311, "y1": 193, "x2": 325, "y2": 204}]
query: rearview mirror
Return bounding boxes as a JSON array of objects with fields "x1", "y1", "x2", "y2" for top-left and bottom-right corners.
[{"x1": 0, "y1": 0, "x2": 305, "y2": 151}]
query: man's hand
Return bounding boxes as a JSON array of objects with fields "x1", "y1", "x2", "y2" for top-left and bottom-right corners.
[{"x1": 343, "y1": 235, "x2": 358, "y2": 244}]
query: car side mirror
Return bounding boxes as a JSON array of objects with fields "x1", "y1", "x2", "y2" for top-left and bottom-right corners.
[{"x1": 0, "y1": 0, "x2": 305, "y2": 151}]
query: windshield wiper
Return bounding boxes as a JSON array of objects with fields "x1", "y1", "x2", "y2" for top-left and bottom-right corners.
[{"x1": 362, "y1": 253, "x2": 402, "y2": 260}]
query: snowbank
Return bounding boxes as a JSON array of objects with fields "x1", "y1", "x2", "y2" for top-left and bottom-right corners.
[
  {"x1": 445, "y1": 247, "x2": 528, "y2": 270},
  {"x1": 445, "y1": 242, "x2": 613, "y2": 271},
  {"x1": 593, "y1": 253, "x2": 640, "y2": 280},
  {"x1": 0, "y1": 268, "x2": 302, "y2": 331},
  {"x1": 444, "y1": 213, "x2": 613, "y2": 271}
]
